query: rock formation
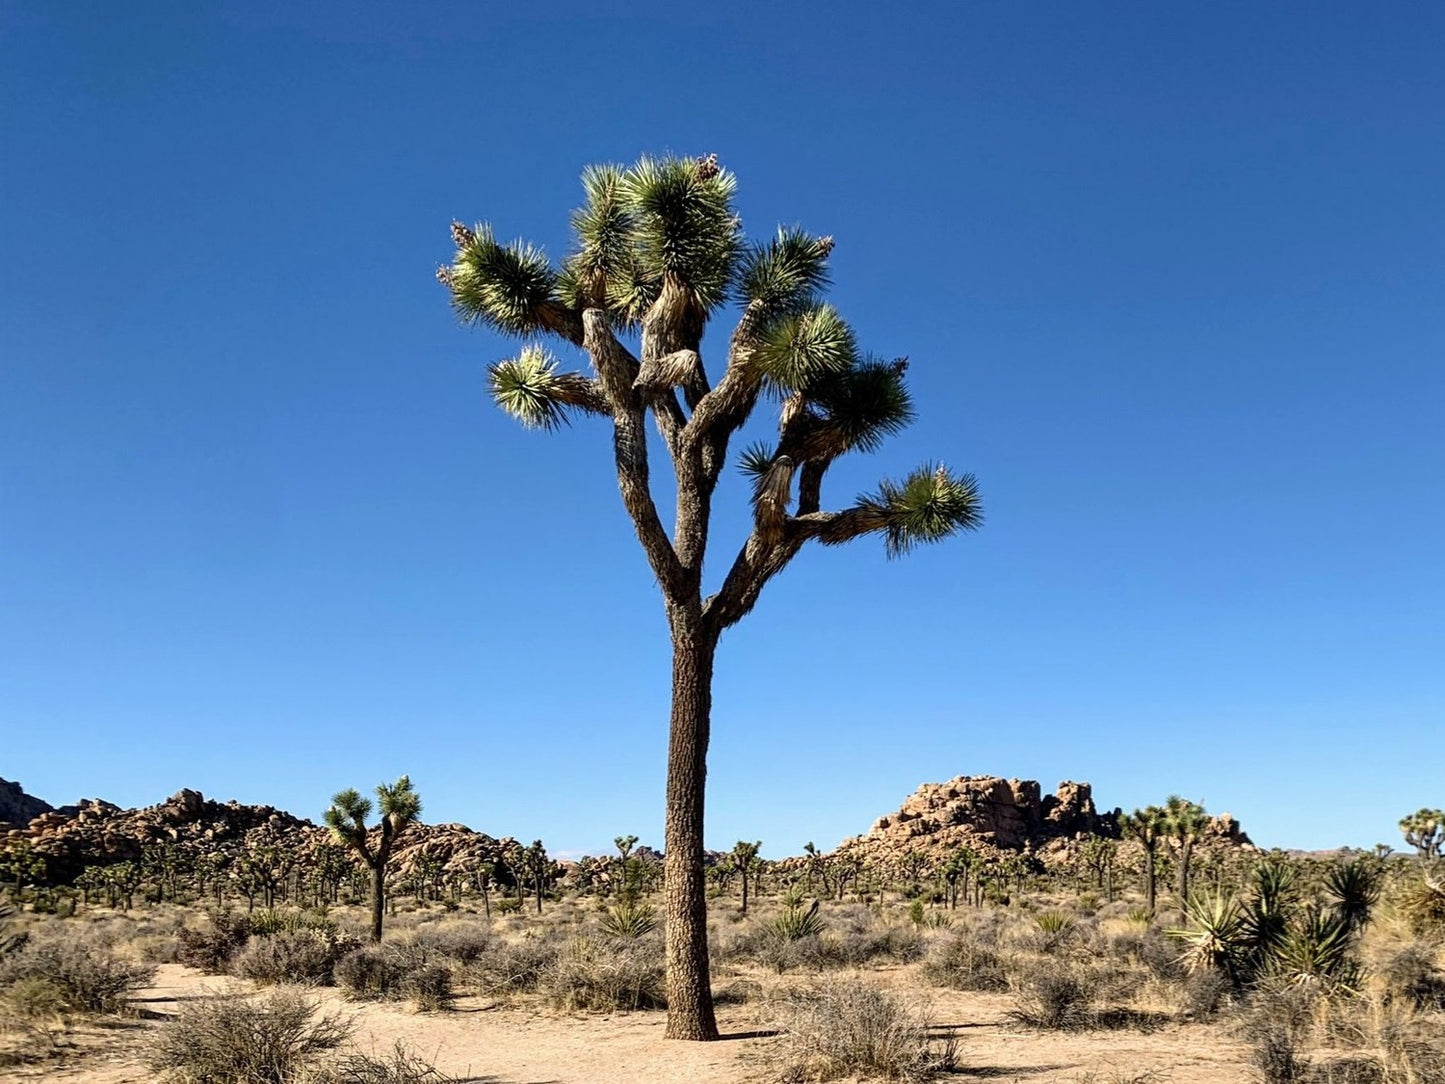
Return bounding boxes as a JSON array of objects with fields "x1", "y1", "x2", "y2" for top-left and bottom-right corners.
[
  {"x1": 0, "y1": 777, "x2": 54, "y2": 830},
  {"x1": 3, "y1": 787, "x2": 527, "y2": 887},
  {"x1": 830, "y1": 774, "x2": 1252, "y2": 866}
]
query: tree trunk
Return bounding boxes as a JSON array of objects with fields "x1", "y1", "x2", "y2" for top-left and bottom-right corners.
[
  {"x1": 740, "y1": 865, "x2": 749, "y2": 915},
  {"x1": 370, "y1": 862, "x2": 385, "y2": 943},
  {"x1": 662, "y1": 625, "x2": 719, "y2": 1041},
  {"x1": 1177, "y1": 838, "x2": 1193, "y2": 917},
  {"x1": 1144, "y1": 846, "x2": 1157, "y2": 914}
]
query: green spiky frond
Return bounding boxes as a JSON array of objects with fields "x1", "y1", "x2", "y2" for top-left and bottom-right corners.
[
  {"x1": 445, "y1": 223, "x2": 559, "y2": 335},
  {"x1": 844, "y1": 463, "x2": 983, "y2": 557},
  {"x1": 488, "y1": 345, "x2": 606, "y2": 430},
  {"x1": 621, "y1": 155, "x2": 740, "y2": 314},
  {"x1": 736, "y1": 226, "x2": 833, "y2": 316},
  {"x1": 737, "y1": 441, "x2": 777, "y2": 484},
  {"x1": 1165, "y1": 795, "x2": 1211, "y2": 841},
  {"x1": 806, "y1": 357, "x2": 915, "y2": 454},
  {"x1": 1171, "y1": 892, "x2": 1248, "y2": 977},
  {"x1": 568, "y1": 164, "x2": 634, "y2": 302},
  {"x1": 378, "y1": 774, "x2": 422, "y2": 826},
  {"x1": 325, "y1": 788, "x2": 371, "y2": 829},
  {"x1": 753, "y1": 304, "x2": 857, "y2": 393}
]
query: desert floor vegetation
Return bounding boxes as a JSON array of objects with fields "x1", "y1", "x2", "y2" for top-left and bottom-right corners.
[{"x1": 2, "y1": 847, "x2": 1441, "y2": 1082}]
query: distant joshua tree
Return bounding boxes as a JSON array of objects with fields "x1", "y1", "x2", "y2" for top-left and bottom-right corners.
[
  {"x1": 324, "y1": 775, "x2": 422, "y2": 943},
  {"x1": 730, "y1": 840, "x2": 762, "y2": 914},
  {"x1": 1164, "y1": 795, "x2": 1210, "y2": 915},
  {"x1": 1399, "y1": 808, "x2": 1443, "y2": 859},
  {"x1": 439, "y1": 153, "x2": 982, "y2": 1040},
  {"x1": 1121, "y1": 805, "x2": 1170, "y2": 915}
]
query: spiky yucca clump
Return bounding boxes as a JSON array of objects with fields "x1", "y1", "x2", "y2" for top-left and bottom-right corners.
[
  {"x1": 599, "y1": 899, "x2": 659, "y2": 939},
  {"x1": 769, "y1": 900, "x2": 825, "y2": 942}
]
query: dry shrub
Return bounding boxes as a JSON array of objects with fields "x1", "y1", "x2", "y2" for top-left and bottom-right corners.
[
  {"x1": 0, "y1": 936, "x2": 155, "y2": 1014},
  {"x1": 544, "y1": 935, "x2": 664, "y2": 1011},
  {"x1": 920, "y1": 933, "x2": 1009, "y2": 992},
  {"x1": 148, "y1": 988, "x2": 351, "y2": 1083},
  {"x1": 1249, "y1": 1028, "x2": 1311, "y2": 1083},
  {"x1": 1179, "y1": 966, "x2": 1233, "y2": 1020},
  {"x1": 233, "y1": 928, "x2": 360, "y2": 986},
  {"x1": 320, "y1": 1040, "x2": 461, "y2": 1084},
  {"x1": 469, "y1": 934, "x2": 561, "y2": 996},
  {"x1": 333, "y1": 945, "x2": 451, "y2": 1011},
  {"x1": 770, "y1": 980, "x2": 954, "y2": 1082},
  {"x1": 178, "y1": 911, "x2": 253, "y2": 974},
  {"x1": 1007, "y1": 958, "x2": 1102, "y2": 1031},
  {"x1": 1239, "y1": 983, "x2": 1319, "y2": 1084},
  {"x1": 409, "y1": 923, "x2": 490, "y2": 964},
  {"x1": 399, "y1": 964, "x2": 453, "y2": 1012},
  {"x1": 1376, "y1": 942, "x2": 1445, "y2": 1010}
]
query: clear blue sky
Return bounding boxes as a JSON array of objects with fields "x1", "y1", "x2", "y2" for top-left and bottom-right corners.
[{"x1": 2, "y1": 2, "x2": 1441, "y2": 856}]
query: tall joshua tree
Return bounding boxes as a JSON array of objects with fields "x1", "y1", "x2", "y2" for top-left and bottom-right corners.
[
  {"x1": 439, "y1": 154, "x2": 982, "y2": 1040},
  {"x1": 1164, "y1": 795, "x2": 1210, "y2": 916},
  {"x1": 1121, "y1": 805, "x2": 1170, "y2": 916},
  {"x1": 324, "y1": 775, "x2": 422, "y2": 943}
]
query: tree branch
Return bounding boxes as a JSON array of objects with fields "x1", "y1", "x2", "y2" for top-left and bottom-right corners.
[{"x1": 583, "y1": 310, "x2": 687, "y2": 598}]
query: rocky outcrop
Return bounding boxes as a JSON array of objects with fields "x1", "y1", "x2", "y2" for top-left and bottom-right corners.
[
  {"x1": 4, "y1": 787, "x2": 526, "y2": 886},
  {"x1": 0, "y1": 778, "x2": 54, "y2": 829},
  {"x1": 832, "y1": 774, "x2": 1252, "y2": 867}
]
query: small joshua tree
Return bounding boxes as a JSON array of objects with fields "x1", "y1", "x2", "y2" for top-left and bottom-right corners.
[
  {"x1": 731, "y1": 840, "x2": 762, "y2": 914},
  {"x1": 1164, "y1": 795, "x2": 1210, "y2": 917},
  {"x1": 1121, "y1": 805, "x2": 1170, "y2": 915},
  {"x1": 324, "y1": 775, "x2": 422, "y2": 943}
]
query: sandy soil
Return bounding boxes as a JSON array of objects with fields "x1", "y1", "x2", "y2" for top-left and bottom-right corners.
[{"x1": 13, "y1": 962, "x2": 1255, "y2": 1083}]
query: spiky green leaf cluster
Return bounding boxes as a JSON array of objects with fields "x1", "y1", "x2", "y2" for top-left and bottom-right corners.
[
  {"x1": 488, "y1": 346, "x2": 583, "y2": 430},
  {"x1": 446, "y1": 224, "x2": 558, "y2": 335},
  {"x1": 753, "y1": 304, "x2": 857, "y2": 392},
  {"x1": 378, "y1": 774, "x2": 422, "y2": 824},
  {"x1": 736, "y1": 226, "x2": 833, "y2": 316},
  {"x1": 621, "y1": 155, "x2": 740, "y2": 314},
  {"x1": 737, "y1": 441, "x2": 777, "y2": 484},
  {"x1": 852, "y1": 464, "x2": 984, "y2": 557},
  {"x1": 807, "y1": 357, "x2": 915, "y2": 454}
]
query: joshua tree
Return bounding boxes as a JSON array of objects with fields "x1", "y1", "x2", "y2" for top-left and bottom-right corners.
[
  {"x1": 1164, "y1": 795, "x2": 1210, "y2": 916},
  {"x1": 731, "y1": 840, "x2": 762, "y2": 914},
  {"x1": 1121, "y1": 805, "x2": 1170, "y2": 915},
  {"x1": 1399, "y1": 808, "x2": 1444, "y2": 859},
  {"x1": 1079, "y1": 837, "x2": 1118, "y2": 902},
  {"x1": 324, "y1": 775, "x2": 422, "y2": 943},
  {"x1": 526, "y1": 840, "x2": 550, "y2": 914},
  {"x1": 439, "y1": 154, "x2": 981, "y2": 1039}
]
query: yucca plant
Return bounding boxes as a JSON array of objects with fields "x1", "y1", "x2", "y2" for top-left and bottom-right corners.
[
  {"x1": 769, "y1": 899, "x2": 825, "y2": 942},
  {"x1": 1034, "y1": 910, "x2": 1074, "y2": 935},
  {"x1": 1323, "y1": 857, "x2": 1381, "y2": 936},
  {"x1": 441, "y1": 155, "x2": 982, "y2": 1039},
  {"x1": 1171, "y1": 892, "x2": 1247, "y2": 980},
  {"x1": 1273, "y1": 906, "x2": 1358, "y2": 989},
  {"x1": 600, "y1": 899, "x2": 659, "y2": 939}
]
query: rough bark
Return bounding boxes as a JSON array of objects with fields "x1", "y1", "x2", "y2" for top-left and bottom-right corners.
[
  {"x1": 662, "y1": 619, "x2": 719, "y2": 1041},
  {"x1": 369, "y1": 862, "x2": 385, "y2": 943}
]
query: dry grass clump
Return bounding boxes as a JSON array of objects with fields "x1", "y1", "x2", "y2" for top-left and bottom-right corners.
[
  {"x1": 543, "y1": 934, "x2": 665, "y2": 1011},
  {"x1": 920, "y1": 931, "x2": 1009, "y2": 991},
  {"x1": 769, "y1": 979, "x2": 955, "y2": 1082},
  {"x1": 148, "y1": 988, "x2": 351, "y2": 1083},
  {"x1": 466, "y1": 932, "x2": 563, "y2": 997}
]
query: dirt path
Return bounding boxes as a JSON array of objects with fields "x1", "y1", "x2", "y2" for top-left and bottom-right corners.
[{"x1": 23, "y1": 964, "x2": 1251, "y2": 1083}]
